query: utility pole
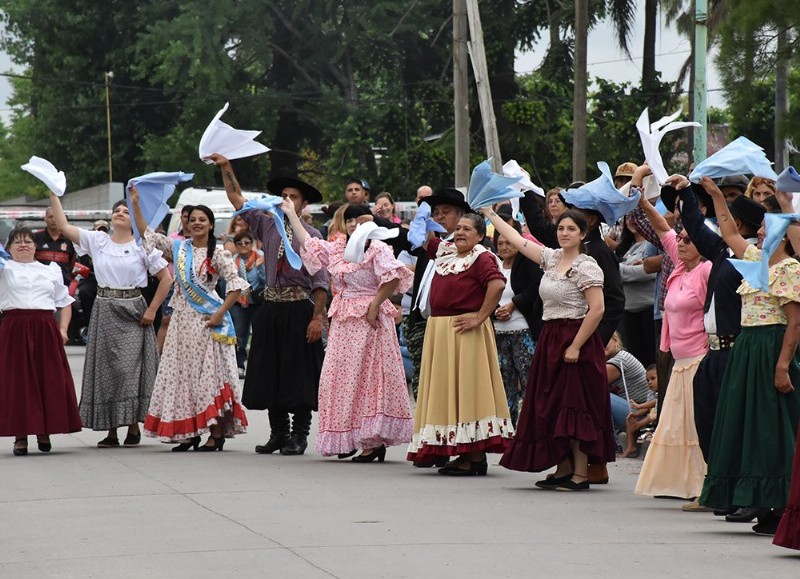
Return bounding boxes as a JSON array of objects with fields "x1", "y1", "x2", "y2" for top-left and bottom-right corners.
[
  {"x1": 465, "y1": 0, "x2": 502, "y2": 173},
  {"x1": 104, "y1": 71, "x2": 114, "y2": 182},
  {"x1": 572, "y1": 0, "x2": 588, "y2": 183},
  {"x1": 774, "y1": 26, "x2": 790, "y2": 172},
  {"x1": 453, "y1": 0, "x2": 470, "y2": 189},
  {"x1": 692, "y1": 0, "x2": 708, "y2": 163}
]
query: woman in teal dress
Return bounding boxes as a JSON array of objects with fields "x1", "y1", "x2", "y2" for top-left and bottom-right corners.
[{"x1": 698, "y1": 179, "x2": 800, "y2": 536}]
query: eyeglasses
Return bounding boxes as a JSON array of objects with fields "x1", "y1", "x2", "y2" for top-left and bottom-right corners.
[
  {"x1": 10, "y1": 238, "x2": 34, "y2": 245},
  {"x1": 235, "y1": 240, "x2": 252, "y2": 246},
  {"x1": 676, "y1": 233, "x2": 693, "y2": 244}
]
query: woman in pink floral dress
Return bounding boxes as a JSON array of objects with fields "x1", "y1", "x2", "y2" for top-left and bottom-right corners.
[
  {"x1": 131, "y1": 190, "x2": 249, "y2": 451},
  {"x1": 283, "y1": 201, "x2": 414, "y2": 462}
]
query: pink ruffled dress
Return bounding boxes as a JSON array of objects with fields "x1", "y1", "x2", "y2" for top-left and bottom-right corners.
[{"x1": 301, "y1": 237, "x2": 413, "y2": 455}]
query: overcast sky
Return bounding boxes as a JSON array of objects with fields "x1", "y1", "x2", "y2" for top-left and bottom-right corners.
[{"x1": 0, "y1": 6, "x2": 722, "y2": 126}]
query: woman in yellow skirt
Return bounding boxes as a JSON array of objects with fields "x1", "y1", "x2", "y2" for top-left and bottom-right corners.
[{"x1": 407, "y1": 213, "x2": 513, "y2": 476}]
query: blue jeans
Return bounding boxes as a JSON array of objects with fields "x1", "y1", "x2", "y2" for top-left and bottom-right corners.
[
  {"x1": 230, "y1": 302, "x2": 260, "y2": 369},
  {"x1": 609, "y1": 392, "x2": 633, "y2": 447}
]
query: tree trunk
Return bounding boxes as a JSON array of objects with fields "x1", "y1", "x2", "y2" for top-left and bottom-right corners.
[
  {"x1": 774, "y1": 26, "x2": 790, "y2": 172},
  {"x1": 572, "y1": 0, "x2": 588, "y2": 182},
  {"x1": 642, "y1": 0, "x2": 657, "y2": 93},
  {"x1": 453, "y1": 0, "x2": 469, "y2": 189}
]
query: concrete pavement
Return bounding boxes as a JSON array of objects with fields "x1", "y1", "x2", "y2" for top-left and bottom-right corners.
[{"x1": 1, "y1": 346, "x2": 798, "y2": 578}]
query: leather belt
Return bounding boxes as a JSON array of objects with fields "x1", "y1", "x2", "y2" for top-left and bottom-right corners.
[
  {"x1": 97, "y1": 287, "x2": 142, "y2": 299},
  {"x1": 262, "y1": 286, "x2": 310, "y2": 302},
  {"x1": 708, "y1": 334, "x2": 735, "y2": 351}
]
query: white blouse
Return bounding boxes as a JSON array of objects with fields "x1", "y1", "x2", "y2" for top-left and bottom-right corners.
[
  {"x1": 79, "y1": 230, "x2": 168, "y2": 289},
  {"x1": 0, "y1": 260, "x2": 74, "y2": 311}
]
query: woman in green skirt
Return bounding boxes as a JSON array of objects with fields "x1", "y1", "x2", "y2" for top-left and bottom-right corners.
[{"x1": 698, "y1": 179, "x2": 800, "y2": 536}]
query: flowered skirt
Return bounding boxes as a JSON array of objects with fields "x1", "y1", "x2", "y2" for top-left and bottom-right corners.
[
  {"x1": 700, "y1": 325, "x2": 800, "y2": 509},
  {"x1": 407, "y1": 315, "x2": 513, "y2": 461},
  {"x1": 0, "y1": 310, "x2": 82, "y2": 436},
  {"x1": 636, "y1": 354, "x2": 707, "y2": 499},
  {"x1": 316, "y1": 302, "x2": 413, "y2": 455},
  {"x1": 143, "y1": 306, "x2": 248, "y2": 442},
  {"x1": 500, "y1": 319, "x2": 615, "y2": 473}
]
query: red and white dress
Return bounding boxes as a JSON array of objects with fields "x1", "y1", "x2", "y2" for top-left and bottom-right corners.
[
  {"x1": 301, "y1": 237, "x2": 413, "y2": 455},
  {"x1": 142, "y1": 230, "x2": 249, "y2": 442}
]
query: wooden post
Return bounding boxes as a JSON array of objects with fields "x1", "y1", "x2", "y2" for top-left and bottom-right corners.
[
  {"x1": 572, "y1": 0, "x2": 588, "y2": 182},
  {"x1": 453, "y1": 0, "x2": 470, "y2": 188},
  {"x1": 465, "y1": 0, "x2": 502, "y2": 173}
]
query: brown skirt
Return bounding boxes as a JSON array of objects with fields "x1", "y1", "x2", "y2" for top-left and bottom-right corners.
[
  {"x1": 0, "y1": 310, "x2": 82, "y2": 436},
  {"x1": 406, "y1": 315, "x2": 513, "y2": 461}
]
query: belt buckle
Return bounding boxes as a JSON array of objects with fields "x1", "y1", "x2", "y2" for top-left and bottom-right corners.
[{"x1": 708, "y1": 335, "x2": 720, "y2": 350}]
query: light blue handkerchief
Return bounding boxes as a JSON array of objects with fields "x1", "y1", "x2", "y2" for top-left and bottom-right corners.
[
  {"x1": 776, "y1": 166, "x2": 800, "y2": 193},
  {"x1": 467, "y1": 159, "x2": 523, "y2": 210},
  {"x1": 408, "y1": 202, "x2": 446, "y2": 250},
  {"x1": 561, "y1": 162, "x2": 641, "y2": 223},
  {"x1": 127, "y1": 171, "x2": 194, "y2": 243},
  {"x1": 689, "y1": 137, "x2": 778, "y2": 183},
  {"x1": 233, "y1": 195, "x2": 302, "y2": 270},
  {"x1": 728, "y1": 212, "x2": 800, "y2": 290}
]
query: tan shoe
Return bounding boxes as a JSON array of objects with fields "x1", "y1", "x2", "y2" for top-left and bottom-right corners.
[{"x1": 682, "y1": 498, "x2": 713, "y2": 512}]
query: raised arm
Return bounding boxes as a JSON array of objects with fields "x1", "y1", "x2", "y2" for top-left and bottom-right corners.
[
  {"x1": 128, "y1": 184, "x2": 148, "y2": 239},
  {"x1": 519, "y1": 191, "x2": 558, "y2": 248},
  {"x1": 630, "y1": 165, "x2": 671, "y2": 240},
  {"x1": 480, "y1": 207, "x2": 543, "y2": 264},
  {"x1": 48, "y1": 192, "x2": 82, "y2": 245},
  {"x1": 677, "y1": 180, "x2": 727, "y2": 261},
  {"x1": 776, "y1": 189, "x2": 800, "y2": 257},
  {"x1": 281, "y1": 198, "x2": 309, "y2": 248},
  {"x1": 700, "y1": 176, "x2": 749, "y2": 258},
  {"x1": 207, "y1": 154, "x2": 246, "y2": 210}
]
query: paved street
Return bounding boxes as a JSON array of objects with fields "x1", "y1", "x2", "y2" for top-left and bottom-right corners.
[{"x1": 2, "y1": 346, "x2": 798, "y2": 578}]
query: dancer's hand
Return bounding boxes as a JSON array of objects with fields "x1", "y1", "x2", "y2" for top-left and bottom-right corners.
[
  {"x1": 775, "y1": 368, "x2": 795, "y2": 394},
  {"x1": 452, "y1": 314, "x2": 480, "y2": 334},
  {"x1": 306, "y1": 317, "x2": 323, "y2": 343},
  {"x1": 563, "y1": 344, "x2": 580, "y2": 363}
]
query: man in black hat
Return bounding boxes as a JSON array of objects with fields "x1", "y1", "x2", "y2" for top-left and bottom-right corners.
[
  {"x1": 675, "y1": 177, "x2": 764, "y2": 518},
  {"x1": 209, "y1": 153, "x2": 329, "y2": 456},
  {"x1": 717, "y1": 174, "x2": 750, "y2": 203},
  {"x1": 405, "y1": 188, "x2": 471, "y2": 400}
]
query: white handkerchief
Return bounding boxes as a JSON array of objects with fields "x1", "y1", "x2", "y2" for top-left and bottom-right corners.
[
  {"x1": 502, "y1": 160, "x2": 545, "y2": 197},
  {"x1": 21, "y1": 156, "x2": 67, "y2": 196},
  {"x1": 636, "y1": 108, "x2": 699, "y2": 185},
  {"x1": 198, "y1": 102, "x2": 270, "y2": 163},
  {"x1": 344, "y1": 221, "x2": 399, "y2": 264}
]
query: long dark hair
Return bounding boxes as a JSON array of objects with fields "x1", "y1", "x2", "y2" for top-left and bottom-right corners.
[
  {"x1": 190, "y1": 205, "x2": 216, "y2": 281},
  {"x1": 556, "y1": 210, "x2": 588, "y2": 254},
  {"x1": 6, "y1": 226, "x2": 34, "y2": 247}
]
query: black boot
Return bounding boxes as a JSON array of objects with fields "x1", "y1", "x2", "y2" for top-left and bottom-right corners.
[
  {"x1": 255, "y1": 410, "x2": 291, "y2": 454},
  {"x1": 281, "y1": 408, "x2": 311, "y2": 455}
]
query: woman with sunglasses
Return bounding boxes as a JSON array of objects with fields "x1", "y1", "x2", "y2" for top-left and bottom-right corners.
[
  {"x1": 227, "y1": 231, "x2": 266, "y2": 375},
  {"x1": 632, "y1": 167, "x2": 711, "y2": 504}
]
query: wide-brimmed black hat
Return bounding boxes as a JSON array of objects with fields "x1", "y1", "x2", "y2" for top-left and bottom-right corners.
[
  {"x1": 425, "y1": 187, "x2": 471, "y2": 213},
  {"x1": 660, "y1": 182, "x2": 716, "y2": 219},
  {"x1": 729, "y1": 195, "x2": 766, "y2": 229},
  {"x1": 267, "y1": 177, "x2": 323, "y2": 203}
]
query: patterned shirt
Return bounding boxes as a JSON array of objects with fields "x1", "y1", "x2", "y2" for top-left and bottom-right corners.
[{"x1": 738, "y1": 245, "x2": 800, "y2": 327}]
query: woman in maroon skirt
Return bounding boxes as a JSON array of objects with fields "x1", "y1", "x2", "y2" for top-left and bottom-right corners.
[
  {"x1": 484, "y1": 208, "x2": 614, "y2": 491},
  {"x1": 774, "y1": 421, "x2": 800, "y2": 550},
  {"x1": 0, "y1": 227, "x2": 82, "y2": 455}
]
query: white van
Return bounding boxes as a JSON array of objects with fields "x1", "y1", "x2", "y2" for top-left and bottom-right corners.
[{"x1": 167, "y1": 187, "x2": 329, "y2": 237}]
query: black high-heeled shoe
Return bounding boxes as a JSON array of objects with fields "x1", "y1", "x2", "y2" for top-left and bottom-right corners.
[
  {"x1": 352, "y1": 445, "x2": 386, "y2": 463},
  {"x1": 172, "y1": 436, "x2": 201, "y2": 452},
  {"x1": 438, "y1": 458, "x2": 488, "y2": 476},
  {"x1": 37, "y1": 437, "x2": 52, "y2": 453},
  {"x1": 412, "y1": 456, "x2": 449, "y2": 468},
  {"x1": 196, "y1": 436, "x2": 225, "y2": 452},
  {"x1": 337, "y1": 450, "x2": 357, "y2": 459}
]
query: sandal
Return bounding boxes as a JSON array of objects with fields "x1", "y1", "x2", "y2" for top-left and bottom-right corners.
[{"x1": 13, "y1": 438, "x2": 28, "y2": 456}]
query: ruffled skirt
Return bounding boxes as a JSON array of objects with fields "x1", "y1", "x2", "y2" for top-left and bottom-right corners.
[
  {"x1": 774, "y1": 421, "x2": 800, "y2": 550},
  {"x1": 500, "y1": 319, "x2": 615, "y2": 472},
  {"x1": 143, "y1": 306, "x2": 247, "y2": 442},
  {"x1": 636, "y1": 354, "x2": 707, "y2": 499},
  {"x1": 316, "y1": 300, "x2": 413, "y2": 455},
  {"x1": 700, "y1": 325, "x2": 800, "y2": 509},
  {"x1": 407, "y1": 315, "x2": 513, "y2": 460}
]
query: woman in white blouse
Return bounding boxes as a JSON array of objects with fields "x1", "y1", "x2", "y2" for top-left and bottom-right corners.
[
  {"x1": 49, "y1": 193, "x2": 172, "y2": 448},
  {"x1": 0, "y1": 227, "x2": 82, "y2": 455}
]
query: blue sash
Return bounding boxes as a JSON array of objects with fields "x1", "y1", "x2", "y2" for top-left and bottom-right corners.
[{"x1": 173, "y1": 240, "x2": 237, "y2": 345}]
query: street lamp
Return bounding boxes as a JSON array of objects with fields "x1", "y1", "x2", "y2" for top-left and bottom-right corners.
[{"x1": 104, "y1": 71, "x2": 114, "y2": 182}]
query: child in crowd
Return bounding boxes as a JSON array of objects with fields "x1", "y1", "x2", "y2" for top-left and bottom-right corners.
[{"x1": 622, "y1": 365, "x2": 658, "y2": 458}]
